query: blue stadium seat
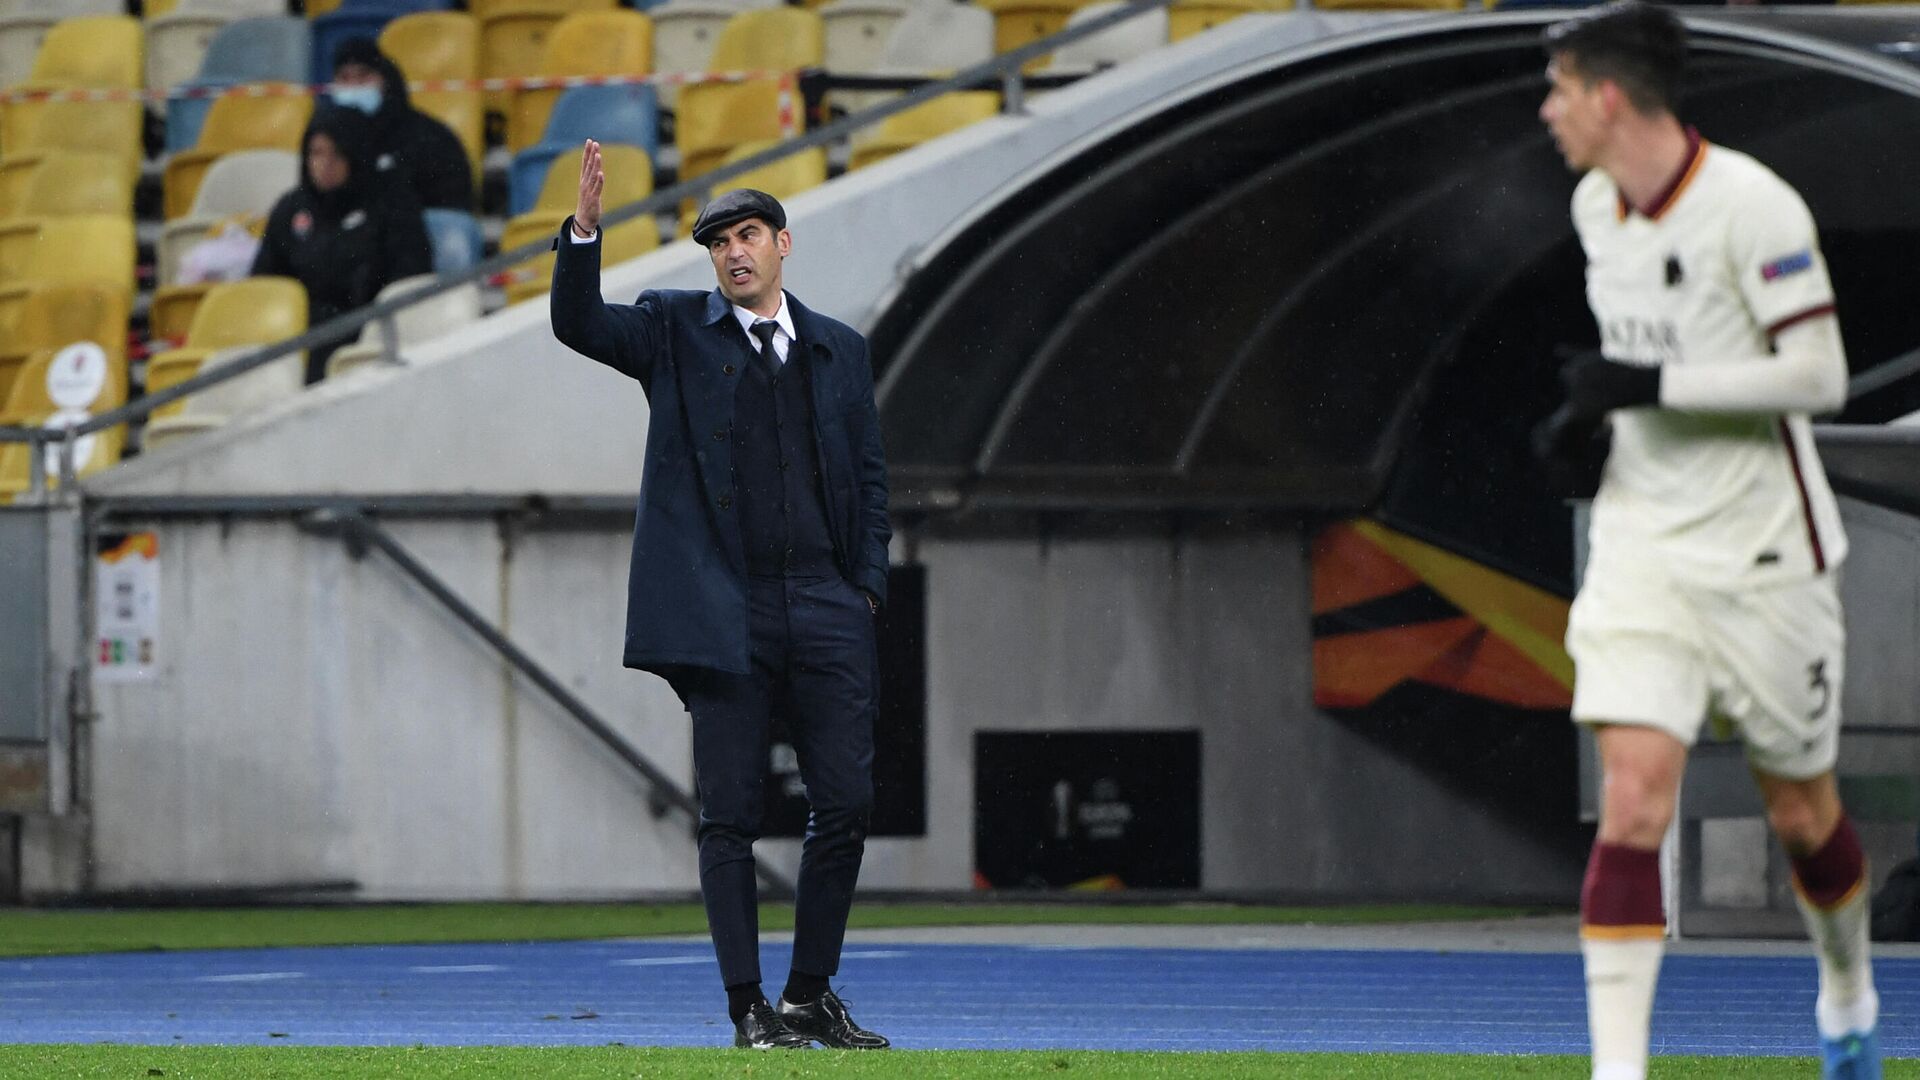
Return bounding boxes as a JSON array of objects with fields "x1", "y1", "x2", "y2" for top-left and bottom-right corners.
[
  {"x1": 506, "y1": 84, "x2": 658, "y2": 216},
  {"x1": 167, "y1": 17, "x2": 312, "y2": 153},
  {"x1": 423, "y1": 207, "x2": 484, "y2": 274}
]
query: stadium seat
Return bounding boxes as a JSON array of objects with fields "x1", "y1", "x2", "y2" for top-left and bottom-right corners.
[
  {"x1": 499, "y1": 209, "x2": 657, "y2": 305},
  {"x1": 648, "y1": 0, "x2": 774, "y2": 110},
  {"x1": 501, "y1": 143, "x2": 655, "y2": 304},
  {"x1": 378, "y1": 9, "x2": 476, "y2": 82},
  {"x1": 303, "y1": 0, "x2": 343, "y2": 18},
  {"x1": 146, "y1": 0, "x2": 246, "y2": 96},
  {"x1": 155, "y1": 147, "x2": 295, "y2": 286},
  {"x1": 1040, "y1": 1, "x2": 1165, "y2": 74},
  {"x1": 1167, "y1": 0, "x2": 1256, "y2": 41},
  {"x1": 323, "y1": 273, "x2": 483, "y2": 377},
  {"x1": 0, "y1": 282, "x2": 128, "y2": 412},
  {"x1": 421, "y1": 206, "x2": 483, "y2": 273},
  {"x1": 143, "y1": 276, "x2": 307, "y2": 444},
  {"x1": 505, "y1": 8, "x2": 651, "y2": 153},
  {"x1": 818, "y1": 0, "x2": 906, "y2": 115},
  {"x1": 507, "y1": 83, "x2": 656, "y2": 214},
  {"x1": 0, "y1": 150, "x2": 136, "y2": 276},
  {"x1": 0, "y1": 213, "x2": 134, "y2": 330},
  {"x1": 847, "y1": 90, "x2": 996, "y2": 170},
  {"x1": 674, "y1": 7, "x2": 819, "y2": 182},
  {"x1": 851, "y1": 2, "x2": 990, "y2": 116},
  {"x1": 0, "y1": 14, "x2": 53, "y2": 89},
  {"x1": 678, "y1": 139, "x2": 822, "y2": 236},
  {"x1": 0, "y1": 99, "x2": 143, "y2": 216},
  {"x1": 0, "y1": 149, "x2": 133, "y2": 221},
  {"x1": 162, "y1": 87, "x2": 313, "y2": 219},
  {"x1": 467, "y1": 0, "x2": 611, "y2": 20},
  {"x1": 975, "y1": 0, "x2": 1097, "y2": 67},
  {"x1": 23, "y1": 13, "x2": 142, "y2": 87},
  {"x1": 148, "y1": 283, "x2": 210, "y2": 342},
  {"x1": 478, "y1": 5, "x2": 567, "y2": 115},
  {"x1": 0, "y1": 15, "x2": 143, "y2": 152},
  {"x1": 166, "y1": 16, "x2": 311, "y2": 153}
]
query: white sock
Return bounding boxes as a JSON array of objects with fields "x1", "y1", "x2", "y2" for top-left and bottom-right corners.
[
  {"x1": 1583, "y1": 937, "x2": 1664, "y2": 1080},
  {"x1": 1795, "y1": 885, "x2": 1878, "y2": 1039}
]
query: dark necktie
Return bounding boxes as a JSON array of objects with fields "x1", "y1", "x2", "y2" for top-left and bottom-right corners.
[{"x1": 750, "y1": 320, "x2": 781, "y2": 382}]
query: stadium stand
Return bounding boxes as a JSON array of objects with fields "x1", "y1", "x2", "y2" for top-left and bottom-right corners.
[
  {"x1": 508, "y1": 82, "x2": 657, "y2": 215},
  {"x1": 142, "y1": 276, "x2": 307, "y2": 447},
  {"x1": 155, "y1": 147, "x2": 296, "y2": 287},
  {"x1": 648, "y1": 0, "x2": 773, "y2": 110},
  {"x1": 848, "y1": 90, "x2": 998, "y2": 170},
  {"x1": 673, "y1": 6, "x2": 819, "y2": 182},
  {"x1": 377, "y1": 11, "x2": 486, "y2": 182},
  {"x1": 501, "y1": 142, "x2": 656, "y2": 304},
  {"x1": 163, "y1": 87, "x2": 313, "y2": 219},
  {"x1": 505, "y1": 7, "x2": 651, "y2": 153},
  {"x1": 166, "y1": 16, "x2": 310, "y2": 153},
  {"x1": 322, "y1": 274, "x2": 483, "y2": 377}
]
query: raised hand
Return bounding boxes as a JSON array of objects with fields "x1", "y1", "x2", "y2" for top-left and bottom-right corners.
[{"x1": 573, "y1": 138, "x2": 603, "y2": 238}]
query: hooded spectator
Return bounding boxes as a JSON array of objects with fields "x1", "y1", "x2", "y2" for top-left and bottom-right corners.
[
  {"x1": 252, "y1": 104, "x2": 434, "y2": 382},
  {"x1": 330, "y1": 36, "x2": 474, "y2": 211}
]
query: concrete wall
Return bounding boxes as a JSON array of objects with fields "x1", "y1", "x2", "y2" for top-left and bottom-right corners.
[{"x1": 47, "y1": 515, "x2": 1582, "y2": 902}]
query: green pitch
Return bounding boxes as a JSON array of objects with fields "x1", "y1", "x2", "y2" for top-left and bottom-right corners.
[{"x1": 0, "y1": 1047, "x2": 1909, "y2": 1080}]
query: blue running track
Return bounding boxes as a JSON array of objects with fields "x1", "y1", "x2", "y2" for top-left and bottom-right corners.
[{"x1": 0, "y1": 941, "x2": 1911, "y2": 1055}]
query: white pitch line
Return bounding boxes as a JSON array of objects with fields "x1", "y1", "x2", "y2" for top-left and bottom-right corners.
[
  {"x1": 194, "y1": 971, "x2": 306, "y2": 983},
  {"x1": 612, "y1": 956, "x2": 711, "y2": 967},
  {"x1": 407, "y1": 964, "x2": 504, "y2": 974}
]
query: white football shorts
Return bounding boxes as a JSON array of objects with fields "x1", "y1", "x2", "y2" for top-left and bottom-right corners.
[{"x1": 1567, "y1": 558, "x2": 1844, "y2": 780}]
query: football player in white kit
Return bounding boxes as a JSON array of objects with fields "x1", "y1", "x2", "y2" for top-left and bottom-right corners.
[{"x1": 1535, "y1": 4, "x2": 1880, "y2": 1079}]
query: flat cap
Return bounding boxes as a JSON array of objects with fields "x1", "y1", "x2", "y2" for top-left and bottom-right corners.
[{"x1": 690, "y1": 189, "x2": 786, "y2": 246}]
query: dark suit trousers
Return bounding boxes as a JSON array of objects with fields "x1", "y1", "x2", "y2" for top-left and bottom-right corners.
[{"x1": 675, "y1": 573, "x2": 877, "y2": 989}]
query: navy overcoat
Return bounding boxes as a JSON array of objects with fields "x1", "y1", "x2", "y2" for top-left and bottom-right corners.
[{"x1": 549, "y1": 218, "x2": 891, "y2": 675}]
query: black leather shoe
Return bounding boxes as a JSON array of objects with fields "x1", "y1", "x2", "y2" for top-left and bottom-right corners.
[
  {"x1": 776, "y1": 988, "x2": 891, "y2": 1049},
  {"x1": 733, "y1": 1001, "x2": 811, "y2": 1049}
]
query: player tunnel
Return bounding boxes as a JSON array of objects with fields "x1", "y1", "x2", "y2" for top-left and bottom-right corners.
[{"x1": 867, "y1": 10, "x2": 1920, "y2": 857}]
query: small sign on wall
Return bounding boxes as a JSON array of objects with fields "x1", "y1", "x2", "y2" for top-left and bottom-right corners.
[
  {"x1": 974, "y1": 730, "x2": 1201, "y2": 890},
  {"x1": 95, "y1": 532, "x2": 159, "y2": 683}
]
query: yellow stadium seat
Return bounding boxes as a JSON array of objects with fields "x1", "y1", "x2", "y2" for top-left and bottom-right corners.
[
  {"x1": 161, "y1": 88, "x2": 313, "y2": 219},
  {"x1": 303, "y1": 0, "x2": 342, "y2": 18},
  {"x1": 0, "y1": 214, "x2": 134, "y2": 331},
  {"x1": 679, "y1": 139, "x2": 822, "y2": 236},
  {"x1": 0, "y1": 281, "x2": 129, "y2": 406},
  {"x1": 848, "y1": 90, "x2": 996, "y2": 170},
  {"x1": 0, "y1": 149, "x2": 132, "y2": 221},
  {"x1": 502, "y1": 143, "x2": 655, "y2": 303},
  {"x1": 1167, "y1": 0, "x2": 1257, "y2": 40},
  {"x1": 500, "y1": 211, "x2": 658, "y2": 306},
  {"x1": 480, "y1": 7, "x2": 565, "y2": 115},
  {"x1": 148, "y1": 282, "x2": 211, "y2": 343},
  {"x1": 144, "y1": 276, "x2": 306, "y2": 441},
  {"x1": 146, "y1": 8, "x2": 235, "y2": 97},
  {"x1": 0, "y1": 150, "x2": 135, "y2": 271},
  {"x1": 469, "y1": 0, "x2": 613, "y2": 20},
  {"x1": 507, "y1": 8, "x2": 651, "y2": 153},
  {"x1": 973, "y1": 0, "x2": 1093, "y2": 68},
  {"x1": 379, "y1": 10, "x2": 479, "y2": 81},
  {"x1": 25, "y1": 14, "x2": 142, "y2": 87},
  {"x1": 145, "y1": 0, "x2": 182, "y2": 18},
  {"x1": 0, "y1": 100, "x2": 143, "y2": 215},
  {"x1": 1, "y1": 15, "x2": 143, "y2": 151},
  {"x1": 674, "y1": 9, "x2": 820, "y2": 181},
  {"x1": 1, "y1": 341, "x2": 128, "y2": 423}
]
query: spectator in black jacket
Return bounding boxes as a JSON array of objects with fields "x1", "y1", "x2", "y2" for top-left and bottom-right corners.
[
  {"x1": 252, "y1": 104, "x2": 433, "y2": 383},
  {"x1": 330, "y1": 36, "x2": 473, "y2": 211}
]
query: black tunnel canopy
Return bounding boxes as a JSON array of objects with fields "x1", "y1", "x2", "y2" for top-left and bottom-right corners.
[{"x1": 870, "y1": 11, "x2": 1920, "y2": 516}]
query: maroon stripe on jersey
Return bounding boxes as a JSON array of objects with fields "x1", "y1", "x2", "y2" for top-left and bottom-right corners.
[
  {"x1": 1766, "y1": 302, "x2": 1837, "y2": 340},
  {"x1": 1618, "y1": 127, "x2": 1705, "y2": 221},
  {"x1": 1778, "y1": 419, "x2": 1827, "y2": 573}
]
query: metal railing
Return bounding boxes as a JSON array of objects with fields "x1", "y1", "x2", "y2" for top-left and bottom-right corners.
[{"x1": 0, "y1": 0, "x2": 1178, "y2": 495}]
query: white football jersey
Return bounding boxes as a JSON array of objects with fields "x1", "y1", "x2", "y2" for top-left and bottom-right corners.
[{"x1": 1573, "y1": 135, "x2": 1845, "y2": 589}]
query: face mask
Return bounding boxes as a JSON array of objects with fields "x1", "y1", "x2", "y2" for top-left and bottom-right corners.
[{"x1": 331, "y1": 84, "x2": 382, "y2": 116}]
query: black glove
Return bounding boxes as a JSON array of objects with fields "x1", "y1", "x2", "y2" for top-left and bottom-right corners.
[
  {"x1": 1531, "y1": 403, "x2": 1611, "y2": 499},
  {"x1": 1560, "y1": 350, "x2": 1661, "y2": 415}
]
